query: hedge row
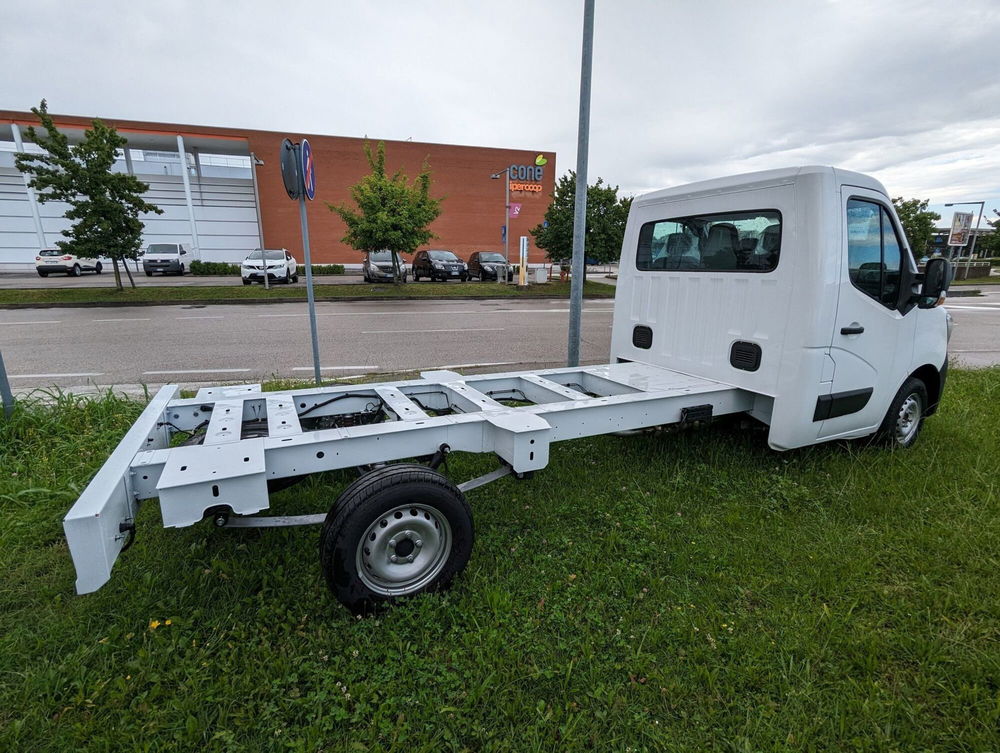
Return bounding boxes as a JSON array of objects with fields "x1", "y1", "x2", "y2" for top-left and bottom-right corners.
[{"x1": 189, "y1": 261, "x2": 346, "y2": 276}]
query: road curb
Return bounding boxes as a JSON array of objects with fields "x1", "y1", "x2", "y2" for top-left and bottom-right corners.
[
  {"x1": 947, "y1": 289, "x2": 982, "y2": 298},
  {"x1": 0, "y1": 292, "x2": 614, "y2": 310}
]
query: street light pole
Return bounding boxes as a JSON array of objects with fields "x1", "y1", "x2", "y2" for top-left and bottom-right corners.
[
  {"x1": 491, "y1": 167, "x2": 511, "y2": 264},
  {"x1": 945, "y1": 200, "x2": 986, "y2": 261}
]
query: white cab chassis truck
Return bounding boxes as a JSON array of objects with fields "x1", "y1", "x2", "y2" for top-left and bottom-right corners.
[{"x1": 64, "y1": 166, "x2": 952, "y2": 613}]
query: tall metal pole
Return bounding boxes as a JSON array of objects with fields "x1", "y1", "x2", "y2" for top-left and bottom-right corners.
[
  {"x1": 0, "y1": 351, "x2": 14, "y2": 418},
  {"x1": 298, "y1": 196, "x2": 323, "y2": 385},
  {"x1": 567, "y1": 0, "x2": 595, "y2": 367},
  {"x1": 504, "y1": 168, "x2": 510, "y2": 264},
  {"x1": 968, "y1": 201, "x2": 985, "y2": 261}
]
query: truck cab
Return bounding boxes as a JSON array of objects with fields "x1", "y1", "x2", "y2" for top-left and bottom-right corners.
[{"x1": 611, "y1": 165, "x2": 950, "y2": 450}]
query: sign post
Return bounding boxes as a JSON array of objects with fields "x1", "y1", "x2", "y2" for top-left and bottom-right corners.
[
  {"x1": 280, "y1": 137, "x2": 322, "y2": 385},
  {"x1": 947, "y1": 211, "x2": 974, "y2": 259},
  {"x1": 518, "y1": 236, "x2": 529, "y2": 287}
]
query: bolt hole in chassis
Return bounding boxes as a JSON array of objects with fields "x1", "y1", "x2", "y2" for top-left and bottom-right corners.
[{"x1": 64, "y1": 363, "x2": 753, "y2": 611}]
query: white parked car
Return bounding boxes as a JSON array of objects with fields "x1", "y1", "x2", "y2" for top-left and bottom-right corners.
[
  {"x1": 35, "y1": 248, "x2": 103, "y2": 277},
  {"x1": 241, "y1": 248, "x2": 298, "y2": 285}
]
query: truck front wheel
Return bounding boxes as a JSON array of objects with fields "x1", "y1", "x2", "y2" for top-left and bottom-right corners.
[
  {"x1": 876, "y1": 377, "x2": 927, "y2": 449},
  {"x1": 319, "y1": 464, "x2": 473, "y2": 614}
]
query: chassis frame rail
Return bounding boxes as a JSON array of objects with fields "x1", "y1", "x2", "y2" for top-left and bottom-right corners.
[{"x1": 64, "y1": 363, "x2": 753, "y2": 594}]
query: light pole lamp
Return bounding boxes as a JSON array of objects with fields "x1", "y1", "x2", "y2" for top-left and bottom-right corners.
[
  {"x1": 491, "y1": 167, "x2": 511, "y2": 263},
  {"x1": 945, "y1": 200, "x2": 985, "y2": 261}
]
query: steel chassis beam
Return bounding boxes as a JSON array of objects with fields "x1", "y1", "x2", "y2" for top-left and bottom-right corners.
[{"x1": 64, "y1": 363, "x2": 752, "y2": 594}]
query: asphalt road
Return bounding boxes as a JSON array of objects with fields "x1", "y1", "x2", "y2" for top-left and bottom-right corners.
[
  {"x1": 1, "y1": 289, "x2": 996, "y2": 394},
  {"x1": 1, "y1": 298, "x2": 619, "y2": 392}
]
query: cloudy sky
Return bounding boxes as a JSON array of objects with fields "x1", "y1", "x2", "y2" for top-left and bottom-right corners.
[{"x1": 3, "y1": 0, "x2": 998, "y2": 226}]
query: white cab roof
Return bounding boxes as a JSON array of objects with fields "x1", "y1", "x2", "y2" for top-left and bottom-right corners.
[{"x1": 635, "y1": 166, "x2": 888, "y2": 207}]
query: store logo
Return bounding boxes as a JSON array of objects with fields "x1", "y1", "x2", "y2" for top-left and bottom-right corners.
[{"x1": 534, "y1": 154, "x2": 547, "y2": 166}]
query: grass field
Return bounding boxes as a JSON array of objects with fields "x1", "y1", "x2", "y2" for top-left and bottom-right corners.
[
  {"x1": 1, "y1": 370, "x2": 998, "y2": 751},
  {"x1": 0, "y1": 280, "x2": 612, "y2": 307}
]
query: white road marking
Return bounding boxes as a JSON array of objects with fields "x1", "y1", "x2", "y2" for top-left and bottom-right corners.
[
  {"x1": 175, "y1": 315, "x2": 225, "y2": 320},
  {"x1": 255, "y1": 308, "x2": 614, "y2": 317},
  {"x1": 9, "y1": 372, "x2": 103, "y2": 378},
  {"x1": 93, "y1": 318, "x2": 152, "y2": 322},
  {"x1": 0, "y1": 320, "x2": 61, "y2": 325},
  {"x1": 945, "y1": 305, "x2": 1000, "y2": 311},
  {"x1": 292, "y1": 366, "x2": 376, "y2": 371},
  {"x1": 437, "y1": 361, "x2": 518, "y2": 369},
  {"x1": 143, "y1": 368, "x2": 252, "y2": 375},
  {"x1": 360, "y1": 328, "x2": 505, "y2": 334}
]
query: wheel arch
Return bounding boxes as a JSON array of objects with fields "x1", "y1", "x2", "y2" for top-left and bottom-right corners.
[{"x1": 909, "y1": 362, "x2": 944, "y2": 415}]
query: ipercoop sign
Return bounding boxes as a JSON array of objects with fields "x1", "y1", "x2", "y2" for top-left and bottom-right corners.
[{"x1": 509, "y1": 154, "x2": 548, "y2": 194}]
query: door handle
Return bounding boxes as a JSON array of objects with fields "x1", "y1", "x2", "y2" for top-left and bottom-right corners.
[{"x1": 840, "y1": 324, "x2": 865, "y2": 335}]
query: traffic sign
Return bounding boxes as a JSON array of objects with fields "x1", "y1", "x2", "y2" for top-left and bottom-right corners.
[
  {"x1": 301, "y1": 139, "x2": 316, "y2": 201},
  {"x1": 280, "y1": 139, "x2": 301, "y2": 200}
]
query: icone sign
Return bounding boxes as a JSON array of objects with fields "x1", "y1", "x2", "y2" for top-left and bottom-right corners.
[{"x1": 508, "y1": 154, "x2": 548, "y2": 193}]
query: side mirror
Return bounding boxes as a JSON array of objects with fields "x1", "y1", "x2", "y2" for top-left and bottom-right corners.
[{"x1": 917, "y1": 257, "x2": 951, "y2": 308}]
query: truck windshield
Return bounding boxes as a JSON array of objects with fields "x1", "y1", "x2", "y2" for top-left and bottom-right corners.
[
  {"x1": 247, "y1": 250, "x2": 286, "y2": 261},
  {"x1": 147, "y1": 244, "x2": 178, "y2": 255},
  {"x1": 637, "y1": 210, "x2": 781, "y2": 272}
]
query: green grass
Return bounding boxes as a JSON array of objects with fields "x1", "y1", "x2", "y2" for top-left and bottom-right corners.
[
  {"x1": 0, "y1": 281, "x2": 612, "y2": 307},
  {"x1": 950, "y1": 276, "x2": 999, "y2": 286},
  {"x1": 2, "y1": 370, "x2": 999, "y2": 751}
]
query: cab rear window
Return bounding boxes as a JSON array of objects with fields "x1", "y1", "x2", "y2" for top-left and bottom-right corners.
[{"x1": 637, "y1": 210, "x2": 781, "y2": 272}]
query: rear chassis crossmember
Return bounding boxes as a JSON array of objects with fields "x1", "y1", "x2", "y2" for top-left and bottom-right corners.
[{"x1": 64, "y1": 362, "x2": 751, "y2": 594}]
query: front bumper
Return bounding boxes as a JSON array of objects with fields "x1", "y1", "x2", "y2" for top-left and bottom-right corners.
[
  {"x1": 144, "y1": 261, "x2": 181, "y2": 273},
  {"x1": 243, "y1": 270, "x2": 288, "y2": 282}
]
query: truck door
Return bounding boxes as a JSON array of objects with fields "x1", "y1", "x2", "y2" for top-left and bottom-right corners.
[{"x1": 817, "y1": 188, "x2": 917, "y2": 439}]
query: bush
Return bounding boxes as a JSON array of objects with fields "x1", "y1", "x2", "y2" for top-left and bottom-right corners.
[
  {"x1": 189, "y1": 260, "x2": 240, "y2": 276},
  {"x1": 310, "y1": 264, "x2": 345, "y2": 275}
]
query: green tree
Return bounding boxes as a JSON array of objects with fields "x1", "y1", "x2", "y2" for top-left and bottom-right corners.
[
  {"x1": 891, "y1": 197, "x2": 940, "y2": 259},
  {"x1": 14, "y1": 99, "x2": 162, "y2": 291},
  {"x1": 530, "y1": 172, "x2": 633, "y2": 265},
  {"x1": 978, "y1": 210, "x2": 1000, "y2": 258},
  {"x1": 328, "y1": 140, "x2": 442, "y2": 282}
]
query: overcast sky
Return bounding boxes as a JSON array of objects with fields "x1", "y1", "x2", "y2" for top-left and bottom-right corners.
[{"x1": 3, "y1": 0, "x2": 998, "y2": 227}]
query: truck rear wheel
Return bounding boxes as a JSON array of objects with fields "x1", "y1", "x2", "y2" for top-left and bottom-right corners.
[
  {"x1": 319, "y1": 464, "x2": 473, "y2": 614},
  {"x1": 876, "y1": 377, "x2": 927, "y2": 449}
]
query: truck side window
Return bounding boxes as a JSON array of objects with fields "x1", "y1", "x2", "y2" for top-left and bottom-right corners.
[
  {"x1": 846, "y1": 199, "x2": 903, "y2": 309},
  {"x1": 636, "y1": 210, "x2": 780, "y2": 272}
]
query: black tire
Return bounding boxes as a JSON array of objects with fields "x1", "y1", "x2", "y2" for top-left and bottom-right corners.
[
  {"x1": 874, "y1": 377, "x2": 928, "y2": 449},
  {"x1": 178, "y1": 264, "x2": 185, "y2": 276},
  {"x1": 319, "y1": 464, "x2": 474, "y2": 614},
  {"x1": 95, "y1": 262, "x2": 103, "y2": 275},
  {"x1": 242, "y1": 279, "x2": 252, "y2": 286},
  {"x1": 292, "y1": 273, "x2": 298, "y2": 283},
  {"x1": 71, "y1": 264, "x2": 82, "y2": 277},
  {"x1": 413, "y1": 270, "x2": 420, "y2": 282},
  {"x1": 145, "y1": 271, "x2": 153, "y2": 277},
  {"x1": 37, "y1": 270, "x2": 48, "y2": 277}
]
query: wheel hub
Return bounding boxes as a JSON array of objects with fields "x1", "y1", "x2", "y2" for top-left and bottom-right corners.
[
  {"x1": 356, "y1": 504, "x2": 451, "y2": 595},
  {"x1": 895, "y1": 393, "x2": 921, "y2": 445}
]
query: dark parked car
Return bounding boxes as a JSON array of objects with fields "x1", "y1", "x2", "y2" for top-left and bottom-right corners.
[
  {"x1": 467, "y1": 251, "x2": 511, "y2": 281},
  {"x1": 412, "y1": 249, "x2": 468, "y2": 281},
  {"x1": 363, "y1": 250, "x2": 407, "y2": 283}
]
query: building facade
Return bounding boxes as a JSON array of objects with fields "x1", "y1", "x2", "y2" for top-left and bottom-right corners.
[{"x1": 0, "y1": 110, "x2": 556, "y2": 268}]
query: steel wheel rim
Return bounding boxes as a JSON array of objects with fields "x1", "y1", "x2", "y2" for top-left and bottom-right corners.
[
  {"x1": 356, "y1": 503, "x2": 452, "y2": 595},
  {"x1": 895, "y1": 393, "x2": 922, "y2": 445}
]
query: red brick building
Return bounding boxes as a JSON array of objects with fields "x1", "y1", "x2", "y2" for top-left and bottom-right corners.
[{"x1": 0, "y1": 110, "x2": 556, "y2": 266}]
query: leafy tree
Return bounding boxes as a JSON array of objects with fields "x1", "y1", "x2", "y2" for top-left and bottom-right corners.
[
  {"x1": 978, "y1": 210, "x2": 1000, "y2": 258},
  {"x1": 891, "y1": 197, "x2": 940, "y2": 259},
  {"x1": 328, "y1": 140, "x2": 442, "y2": 282},
  {"x1": 530, "y1": 172, "x2": 633, "y2": 265},
  {"x1": 14, "y1": 99, "x2": 163, "y2": 291}
]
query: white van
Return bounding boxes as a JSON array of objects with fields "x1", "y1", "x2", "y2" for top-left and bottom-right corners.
[
  {"x1": 142, "y1": 243, "x2": 194, "y2": 276},
  {"x1": 611, "y1": 165, "x2": 950, "y2": 449},
  {"x1": 64, "y1": 166, "x2": 953, "y2": 610}
]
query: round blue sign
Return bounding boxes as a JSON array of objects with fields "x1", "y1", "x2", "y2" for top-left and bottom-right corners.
[{"x1": 301, "y1": 139, "x2": 316, "y2": 201}]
